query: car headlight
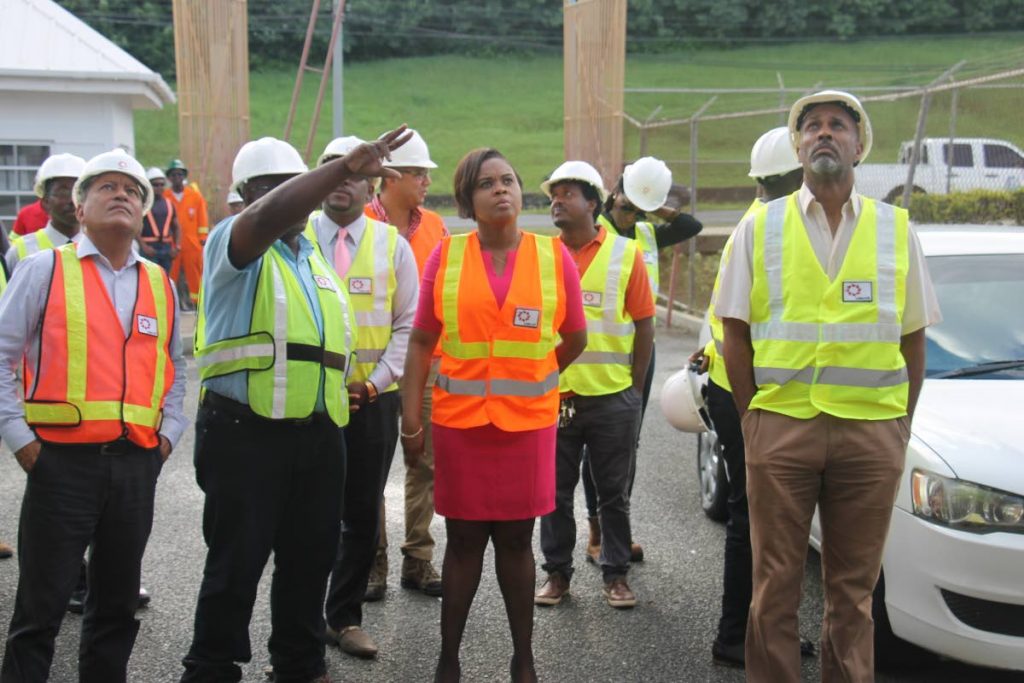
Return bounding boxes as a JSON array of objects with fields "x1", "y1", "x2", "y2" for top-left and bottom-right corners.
[{"x1": 911, "y1": 469, "x2": 1024, "y2": 533}]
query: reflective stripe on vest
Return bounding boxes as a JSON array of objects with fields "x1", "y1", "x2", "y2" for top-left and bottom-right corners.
[
  {"x1": 748, "y1": 192, "x2": 909, "y2": 420},
  {"x1": 142, "y1": 202, "x2": 174, "y2": 243},
  {"x1": 432, "y1": 231, "x2": 565, "y2": 432},
  {"x1": 23, "y1": 243, "x2": 175, "y2": 448},
  {"x1": 560, "y1": 233, "x2": 637, "y2": 396},
  {"x1": 600, "y1": 214, "x2": 659, "y2": 302},
  {"x1": 195, "y1": 240, "x2": 355, "y2": 426},
  {"x1": 14, "y1": 230, "x2": 55, "y2": 260}
]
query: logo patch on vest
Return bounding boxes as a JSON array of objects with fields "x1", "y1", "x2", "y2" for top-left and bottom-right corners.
[
  {"x1": 513, "y1": 307, "x2": 540, "y2": 328},
  {"x1": 348, "y1": 277, "x2": 372, "y2": 295},
  {"x1": 136, "y1": 314, "x2": 158, "y2": 337},
  {"x1": 313, "y1": 274, "x2": 337, "y2": 292},
  {"x1": 842, "y1": 281, "x2": 873, "y2": 303},
  {"x1": 582, "y1": 291, "x2": 603, "y2": 307},
  {"x1": 642, "y1": 251, "x2": 658, "y2": 265}
]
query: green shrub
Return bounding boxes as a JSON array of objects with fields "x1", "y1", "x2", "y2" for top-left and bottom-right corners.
[{"x1": 909, "y1": 189, "x2": 1024, "y2": 225}]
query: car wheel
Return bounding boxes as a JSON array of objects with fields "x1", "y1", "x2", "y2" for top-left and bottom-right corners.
[
  {"x1": 697, "y1": 430, "x2": 729, "y2": 522},
  {"x1": 872, "y1": 571, "x2": 936, "y2": 670}
]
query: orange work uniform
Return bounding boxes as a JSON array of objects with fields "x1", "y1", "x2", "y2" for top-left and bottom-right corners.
[{"x1": 166, "y1": 185, "x2": 209, "y2": 304}]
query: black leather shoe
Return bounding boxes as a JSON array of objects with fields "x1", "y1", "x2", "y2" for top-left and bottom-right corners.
[
  {"x1": 711, "y1": 639, "x2": 744, "y2": 668},
  {"x1": 67, "y1": 589, "x2": 86, "y2": 615},
  {"x1": 800, "y1": 638, "x2": 817, "y2": 658},
  {"x1": 138, "y1": 586, "x2": 151, "y2": 609}
]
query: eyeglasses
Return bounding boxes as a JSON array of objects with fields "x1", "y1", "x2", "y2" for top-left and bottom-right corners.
[{"x1": 397, "y1": 168, "x2": 430, "y2": 179}]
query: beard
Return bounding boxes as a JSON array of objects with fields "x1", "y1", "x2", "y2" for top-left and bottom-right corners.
[{"x1": 810, "y1": 154, "x2": 842, "y2": 177}]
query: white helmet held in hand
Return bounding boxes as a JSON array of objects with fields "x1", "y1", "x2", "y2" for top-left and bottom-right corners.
[
  {"x1": 380, "y1": 129, "x2": 436, "y2": 169},
  {"x1": 660, "y1": 365, "x2": 711, "y2": 433},
  {"x1": 540, "y1": 160, "x2": 608, "y2": 201},
  {"x1": 231, "y1": 137, "x2": 308, "y2": 193},
  {"x1": 73, "y1": 149, "x2": 153, "y2": 214},
  {"x1": 317, "y1": 136, "x2": 366, "y2": 167},
  {"x1": 34, "y1": 153, "x2": 87, "y2": 198},
  {"x1": 749, "y1": 127, "x2": 802, "y2": 179},
  {"x1": 788, "y1": 89, "x2": 873, "y2": 163},
  {"x1": 622, "y1": 157, "x2": 672, "y2": 212}
]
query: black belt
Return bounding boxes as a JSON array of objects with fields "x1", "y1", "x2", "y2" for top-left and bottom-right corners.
[
  {"x1": 43, "y1": 438, "x2": 139, "y2": 456},
  {"x1": 202, "y1": 390, "x2": 329, "y2": 426},
  {"x1": 286, "y1": 343, "x2": 347, "y2": 372}
]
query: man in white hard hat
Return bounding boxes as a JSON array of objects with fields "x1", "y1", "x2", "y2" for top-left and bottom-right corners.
[
  {"x1": 226, "y1": 190, "x2": 244, "y2": 216},
  {"x1": 690, "y1": 127, "x2": 813, "y2": 668},
  {"x1": 6, "y1": 153, "x2": 87, "y2": 275},
  {"x1": 535, "y1": 161, "x2": 654, "y2": 610},
  {"x1": 586, "y1": 157, "x2": 703, "y2": 563},
  {"x1": 180, "y1": 129, "x2": 410, "y2": 683},
  {"x1": 0, "y1": 148, "x2": 186, "y2": 682},
  {"x1": 307, "y1": 137, "x2": 418, "y2": 660},
  {"x1": 136, "y1": 167, "x2": 180, "y2": 273},
  {"x1": 715, "y1": 91, "x2": 940, "y2": 682},
  {"x1": 365, "y1": 128, "x2": 446, "y2": 599}
]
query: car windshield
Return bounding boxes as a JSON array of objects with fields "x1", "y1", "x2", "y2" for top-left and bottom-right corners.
[{"x1": 924, "y1": 252, "x2": 1024, "y2": 378}]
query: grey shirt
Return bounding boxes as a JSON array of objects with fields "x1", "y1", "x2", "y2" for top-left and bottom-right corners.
[
  {"x1": 0, "y1": 235, "x2": 187, "y2": 453},
  {"x1": 312, "y1": 212, "x2": 418, "y2": 391}
]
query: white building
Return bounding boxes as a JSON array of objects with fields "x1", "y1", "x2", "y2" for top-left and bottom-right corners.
[{"x1": 0, "y1": 0, "x2": 174, "y2": 225}]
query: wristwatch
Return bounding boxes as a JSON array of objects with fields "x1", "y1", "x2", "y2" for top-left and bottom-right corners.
[{"x1": 364, "y1": 380, "x2": 379, "y2": 404}]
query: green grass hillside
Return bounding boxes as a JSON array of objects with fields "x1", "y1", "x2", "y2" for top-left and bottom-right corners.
[{"x1": 135, "y1": 35, "x2": 1024, "y2": 194}]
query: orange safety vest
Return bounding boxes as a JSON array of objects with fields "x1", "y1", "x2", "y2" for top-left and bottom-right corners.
[
  {"x1": 24, "y1": 244, "x2": 176, "y2": 448},
  {"x1": 365, "y1": 204, "x2": 446, "y2": 276},
  {"x1": 431, "y1": 231, "x2": 566, "y2": 432},
  {"x1": 142, "y1": 199, "x2": 175, "y2": 243}
]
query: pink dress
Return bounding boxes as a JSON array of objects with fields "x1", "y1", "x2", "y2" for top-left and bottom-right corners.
[{"x1": 414, "y1": 239, "x2": 585, "y2": 520}]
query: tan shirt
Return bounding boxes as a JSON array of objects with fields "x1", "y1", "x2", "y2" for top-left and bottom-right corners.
[{"x1": 715, "y1": 184, "x2": 941, "y2": 334}]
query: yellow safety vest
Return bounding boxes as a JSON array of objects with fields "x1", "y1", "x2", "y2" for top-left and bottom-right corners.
[
  {"x1": 560, "y1": 233, "x2": 638, "y2": 396},
  {"x1": 704, "y1": 198, "x2": 763, "y2": 392},
  {"x1": 194, "y1": 240, "x2": 355, "y2": 426},
  {"x1": 599, "y1": 214, "x2": 659, "y2": 303},
  {"x1": 748, "y1": 192, "x2": 909, "y2": 420},
  {"x1": 304, "y1": 214, "x2": 399, "y2": 391},
  {"x1": 14, "y1": 230, "x2": 55, "y2": 261},
  {"x1": 0, "y1": 263, "x2": 6, "y2": 295}
]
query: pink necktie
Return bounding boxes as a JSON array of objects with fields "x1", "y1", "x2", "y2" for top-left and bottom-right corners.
[{"x1": 334, "y1": 227, "x2": 351, "y2": 279}]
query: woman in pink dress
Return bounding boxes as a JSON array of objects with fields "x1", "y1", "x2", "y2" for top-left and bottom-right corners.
[{"x1": 401, "y1": 148, "x2": 586, "y2": 683}]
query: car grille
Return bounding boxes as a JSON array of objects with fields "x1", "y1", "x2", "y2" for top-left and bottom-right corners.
[{"x1": 940, "y1": 589, "x2": 1024, "y2": 637}]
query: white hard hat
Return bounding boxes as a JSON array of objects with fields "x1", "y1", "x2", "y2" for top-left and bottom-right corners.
[
  {"x1": 788, "y1": 89, "x2": 873, "y2": 164},
  {"x1": 226, "y1": 190, "x2": 243, "y2": 204},
  {"x1": 749, "y1": 127, "x2": 802, "y2": 178},
  {"x1": 146, "y1": 167, "x2": 166, "y2": 182},
  {"x1": 540, "y1": 160, "x2": 608, "y2": 201},
  {"x1": 33, "y1": 153, "x2": 87, "y2": 198},
  {"x1": 317, "y1": 136, "x2": 366, "y2": 167},
  {"x1": 621, "y1": 157, "x2": 672, "y2": 212},
  {"x1": 231, "y1": 137, "x2": 308, "y2": 193},
  {"x1": 380, "y1": 129, "x2": 436, "y2": 169},
  {"x1": 73, "y1": 149, "x2": 153, "y2": 214},
  {"x1": 660, "y1": 365, "x2": 711, "y2": 433}
]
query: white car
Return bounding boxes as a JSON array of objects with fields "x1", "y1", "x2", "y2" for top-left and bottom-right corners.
[{"x1": 809, "y1": 224, "x2": 1024, "y2": 671}]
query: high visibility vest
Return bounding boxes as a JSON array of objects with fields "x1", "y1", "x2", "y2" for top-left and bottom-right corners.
[
  {"x1": 364, "y1": 204, "x2": 446, "y2": 276},
  {"x1": 432, "y1": 231, "x2": 566, "y2": 432},
  {"x1": 142, "y1": 200, "x2": 175, "y2": 243},
  {"x1": 560, "y1": 233, "x2": 637, "y2": 396},
  {"x1": 194, "y1": 241, "x2": 355, "y2": 426},
  {"x1": 0, "y1": 263, "x2": 6, "y2": 294},
  {"x1": 23, "y1": 243, "x2": 176, "y2": 448},
  {"x1": 704, "y1": 198, "x2": 764, "y2": 392},
  {"x1": 599, "y1": 214, "x2": 659, "y2": 302},
  {"x1": 304, "y1": 214, "x2": 399, "y2": 391},
  {"x1": 748, "y1": 192, "x2": 909, "y2": 420},
  {"x1": 14, "y1": 229, "x2": 55, "y2": 260}
]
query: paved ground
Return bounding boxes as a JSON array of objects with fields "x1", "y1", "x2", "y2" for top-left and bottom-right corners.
[{"x1": 0, "y1": 317, "x2": 1017, "y2": 682}]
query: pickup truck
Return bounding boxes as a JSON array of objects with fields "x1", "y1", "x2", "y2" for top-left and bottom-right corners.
[{"x1": 855, "y1": 137, "x2": 1024, "y2": 203}]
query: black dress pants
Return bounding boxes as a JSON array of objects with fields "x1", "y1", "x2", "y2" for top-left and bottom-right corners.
[
  {"x1": 180, "y1": 400, "x2": 345, "y2": 683},
  {"x1": 1, "y1": 442, "x2": 162, "y2": 683},
  {"x1": 324, "y1": 391, "x2": 399, "y2": 631}
]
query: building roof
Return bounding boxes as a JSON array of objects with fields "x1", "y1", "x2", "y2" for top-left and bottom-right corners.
[{"x1": 0, "y1": 0, "x2": 175, "y2": 109}]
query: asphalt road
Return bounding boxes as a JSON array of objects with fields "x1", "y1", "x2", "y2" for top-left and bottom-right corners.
[{"x1": 0, "y1": 317, "x2": 1017, "y2": 682}]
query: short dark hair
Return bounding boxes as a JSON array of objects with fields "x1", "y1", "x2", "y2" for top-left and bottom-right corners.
[
  {"x1": 604, "y1": 177, "x2": 625, "y2": 214},
  {"x1": 550, "y1": 179, "x2": 602, "y2": 222},
  {"x1": 452, "y1": 148, "x2": 522, "y2": 220}
]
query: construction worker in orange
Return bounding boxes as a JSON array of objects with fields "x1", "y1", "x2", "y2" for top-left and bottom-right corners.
[{"x1": 165, "y1": 158, "x2": 209, "y2": 308}]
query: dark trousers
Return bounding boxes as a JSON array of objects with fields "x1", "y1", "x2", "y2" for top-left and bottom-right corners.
[
  {"x1": 325, "y1": 391, "x2": 399, "y2": 631},
  {"x1": 583, "y1": 346, "x2": 655, "y2": 517},
  {"x1": 707, "y1": 379, "x2": 751, "y2": 646},
  {"x1": 1, "y1": 443, "x2": 162, "y2": 683},
  {"x1": 147, "y1": 242, "x2": 173, "y2": 273},
  {"x1": 180, "y1": 402, "x2": 346, "y2": 683},
  {"x1": 541, "y1": 388, "x2": 641, "y2": 582}
]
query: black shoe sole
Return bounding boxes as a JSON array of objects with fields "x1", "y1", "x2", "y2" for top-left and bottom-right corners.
[
  {"x1": 362, "y1": 586, "x2": 386, "y2": 603},
  {"x1": 400, "y1": 577, "x2": 442, "y2": 597}
]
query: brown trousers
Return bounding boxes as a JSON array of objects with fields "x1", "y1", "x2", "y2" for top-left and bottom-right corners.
[{"x1": 742, "y1": 409, "x2": 909, "y2": 683}]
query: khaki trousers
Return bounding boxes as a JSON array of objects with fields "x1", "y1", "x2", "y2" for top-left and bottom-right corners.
[{"x1": 742, "y1": 409, "x2": 909, "y2": 683}]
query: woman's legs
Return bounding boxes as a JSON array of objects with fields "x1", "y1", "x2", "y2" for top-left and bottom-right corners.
[
  {"x1": 492, "y1": 519, "x2": 538, "y2": 683},
  {"x1": 436, "y1": 519, "x2": 490, "y2": 682}
]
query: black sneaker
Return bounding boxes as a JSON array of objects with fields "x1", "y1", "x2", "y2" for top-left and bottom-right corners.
[{"x1": 711, "y1": 639, "x2": 744, "y2": 668}]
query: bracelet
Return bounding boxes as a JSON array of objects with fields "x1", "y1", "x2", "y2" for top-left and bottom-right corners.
[{"x1": 400, "y1": 426, "x2": 423, "y2": 439}]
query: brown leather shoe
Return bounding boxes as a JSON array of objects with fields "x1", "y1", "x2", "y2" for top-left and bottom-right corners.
[
  {"x1": 401, "y1": 556, "x2": 442, "y2": 597},
  {"x1": 630, "y1": 542, "x2": 644, "y2": 562},
  {"x1": 327, "y1": 625, "x2": 379, "y2": 659},
  {"x1": 585, "y1": 517, "x2": 601, "y2": 564},
  {"x1": 534, "y1": 572, "x2": 570, "y2": 606},
  {"x1": 262, "y1": 666, "x2": 332, "y2": 682},
  {"x1": 363, "y1": 548, "x2": 387, "y2": 602},
  {"x1": 0, "y1": 542, "x2": 12, "y2": 559},
  {"x1": 603, "y1": 577, "x2": 636, "y2": 608}
]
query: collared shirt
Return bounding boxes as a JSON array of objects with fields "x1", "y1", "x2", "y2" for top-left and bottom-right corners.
[
  {"x1": 368, "y1": 194, "x2": 422, "y2": 239},
  {"x1": 559, "y1": 225, "x2": 655, "y2": 322},
  {"x1": 200, "y1": 216, "x2": 327, "y2": 408},
  {"x1": 312, "y1": 211, "x2": 418, "y2": 391},
  {"x1": 715, "y1": 184, "x2": 941, "y2": 334},
  {"x1": 0, "y1": 235, "x2": 187, "y2": 453},
  {"x1": 5, "y1": 223, "x2": 82, "y2": 276}
]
